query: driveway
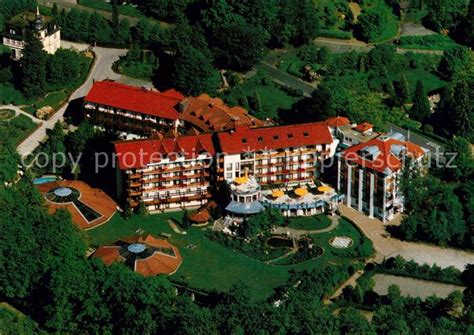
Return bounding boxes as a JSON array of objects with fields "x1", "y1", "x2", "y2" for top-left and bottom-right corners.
[
  {"x1": 339, "y1": 205, "x2": 474, "y2": 271},
  {"x1": 17, "y1": 43, "x2": 127, "y2": 157}
]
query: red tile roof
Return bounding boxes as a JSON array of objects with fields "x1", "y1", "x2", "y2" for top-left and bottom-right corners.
[
  {"x1": 36, "y1": 180, "x2": 117, "y2": 230},
  {"x1": 179, "y1": 94, "x2": 264, "y2": 132},
  {"x1": 342, "y1": 135, "x2": 426, "y2": 174},
  {"x1": 354, "y1": 122, "x2": 373, "y2": 133},
  {"x1": 326, "y1": 116, "x2": 351, "y2": 127},
  {"x1": 93, "y1": 235, "x2": 182, "y2": 276},
  {"x1": 84, "y1": 81, "x2": 184, "y2": 120},
  {"x1": 217, "y1": 122, "x2": 332, "y2": 154},
  {"x1": 114, "y1": 133, "x2": 216, "y2": 170}
]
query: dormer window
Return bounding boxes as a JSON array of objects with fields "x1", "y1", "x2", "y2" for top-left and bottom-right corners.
[
  {"x1": 303, "y1": 132, "x2": 309, "y2": 137},
  {"x1": 9, "y1": 29, "x2": 15, "y2": 35},
  {"x1": 273, "y1": 135, "x2": 279, "y2": 140},
  {"x1": 242, "y1": 138, "x2": 247, "y2": 144},
  {"x1": 288, "y1": 133, "x2": 294, "y2": 139},
  {"x1": 257, "y1": 136, "x2": 263, "y2": 142}
]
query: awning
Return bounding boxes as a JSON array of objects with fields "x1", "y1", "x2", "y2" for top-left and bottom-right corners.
[{"x1": 225, "y1": 200, "x2": 265, "y2": 215}]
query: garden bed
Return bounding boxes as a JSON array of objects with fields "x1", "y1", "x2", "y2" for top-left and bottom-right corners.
[{"x1": 0, "y1": 109, "x2": 15, "y2": 121}]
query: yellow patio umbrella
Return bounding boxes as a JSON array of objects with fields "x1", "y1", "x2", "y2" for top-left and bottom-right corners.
[
  {"x1": 294, "y1": 188, "x2": 308, "y2": 197},
  {"x1": 272, "y1": 190, "x2": 284, "y2": 198},
  {"x1": 317, "y1": 185, "x2": 333, "y2": 193},
  {"x1": 234, "y1": 176, "x2": 249, "y2": 185}
]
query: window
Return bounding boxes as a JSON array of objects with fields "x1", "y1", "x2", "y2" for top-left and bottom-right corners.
[
  {"x1": 288, "y1": 133, "x2": 294, "y2": 139},
  {"x1": 226, "y1": 163, "x2": 233, "y2": 170},
  {"x1": 303, "y1": 132, "x2": 309, "y2": 137},
  {"x1": 242, "y1": 138, "x2": 247, "y2": 144},
  {"x1": 235, "y1": 162, "x2": 240, "y2": 170},
  {"x1": 273, "y1": 135, "x2": 279, "y2": 140},
  {"x1": 226, "y1": 172, "x2": 232, "y2": 179},
  {"x1": 257, "y1": 136, "x2": 263, "y2": 142}
]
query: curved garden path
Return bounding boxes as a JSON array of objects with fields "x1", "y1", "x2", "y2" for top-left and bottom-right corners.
[
  {"x1": 272, "y1": 215, "x2": 340, "y2": 238},
  {"x1": 0, "y1": 104, "x2": 42, "y2": 123},
  {"x1": 266, "y1": 215, "x2": 340, "y2": 264}
]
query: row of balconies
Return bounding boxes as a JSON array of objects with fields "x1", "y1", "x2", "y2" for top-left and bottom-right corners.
[{"x1": 140, "y1": 172, "x2": 209, "y2": 184}]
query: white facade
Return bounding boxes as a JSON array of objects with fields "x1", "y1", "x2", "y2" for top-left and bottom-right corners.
[{"x1": 3, "y1": 9, "x2": 61, "y2": 60}]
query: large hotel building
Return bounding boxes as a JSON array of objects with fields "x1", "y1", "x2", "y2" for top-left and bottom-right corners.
[
  {"x1": 337, "y1": 132, "x2": 428, "y2": 222},
  {"x1": 85, "y1": 81, "x2": 428, "y2": 220},
  {"x1": 114, "y1": 133, "x2": 216, "y2": 211},
  {"x1": 216, "y1": 123, "x2": 338, "y2": 185}
]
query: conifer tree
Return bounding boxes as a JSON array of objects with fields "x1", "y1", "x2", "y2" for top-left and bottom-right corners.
[{"x1": 411, "y1": 80, "x2": 431, "y2": 122}]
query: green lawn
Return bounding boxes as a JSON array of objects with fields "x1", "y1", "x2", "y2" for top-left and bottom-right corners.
[
  {"x1": 389, "y1": 68, "x2": 446, "y2": 95},
  {"x1": 310, "y1": 218, "x2": 373, "y2": 259},
  {"x1": 88, "y1": 212, "x2": 364, "y2": 300},
  {"x1": 287, "y1": 214, "x2": 332, "y2": 230},
  {"x1": 399, "y1": 34, "x2": 459, "y2": 51},
  {"x1": 227, "y1": 71, "x2": 302, "y2": 120},
  {"x1": 78, "y1": 0, "x2": 143, "y2": 17}
]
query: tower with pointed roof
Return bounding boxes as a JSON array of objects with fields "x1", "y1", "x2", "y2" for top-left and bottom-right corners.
[{"x1": 2, "y1": 6, "x2": 61, "y2": 60}]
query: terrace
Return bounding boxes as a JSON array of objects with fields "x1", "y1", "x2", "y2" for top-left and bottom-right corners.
[{"x1": 260, "y1": 180, "x2": 344, "y2": 217}]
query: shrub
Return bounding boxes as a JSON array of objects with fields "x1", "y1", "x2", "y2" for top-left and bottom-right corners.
[{"x1": 318, "y1": 29, "x2": 353, "y2": 40}]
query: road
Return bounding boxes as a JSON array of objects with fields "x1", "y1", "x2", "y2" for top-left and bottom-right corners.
[
  {"x1": 339, "y1": 205, "x2": 474, "y2": 271},
  {"x1": 17, "y1": 42, "x2": 127, "y2": 157},
  {"x1": 257, "y1": 61, "x2": 315, "y2": 97}
]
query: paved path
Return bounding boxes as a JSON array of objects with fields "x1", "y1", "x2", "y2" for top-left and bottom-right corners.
[
  {"x1": 328, "y1": 269, "x2": 365, "y2": 302},
  {"x1": 272, "y1": 215, "x2": 339, "y2": 238},
  {"x1": 17, "y1": 43, "x2": 127, "y2": 157},
  {"x1": 256, "y1": 61, "x2": 315, "y2": 97},
  {"x1": 339, "y1": 205, "x2": 474, "y2": 270},
  {"x1": 0, "y1": 104, "x2": 42, "y2": 123},
  {"x1": 314, "y1": 37, "x2": 444, "y2": 55}
]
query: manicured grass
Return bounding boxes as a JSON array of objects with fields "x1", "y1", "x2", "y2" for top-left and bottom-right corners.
[
  {"x1": 310, "y1": 218, "x2": 373, "y2": 259},
  {"x1": 389, "y1": 68, "x2": 446, "y2": 95},
  {"x1": 399, "y1": 34, "x2": 459, "y2": 51},
  {"x1": 287, "y1": 214, "x2": 332, "y2": 231},
  {"x1": 235, "y1": 72, "x2": 302, "y2": 120},
  {"x1": 78, "y1": 0, "x2": 143, "y2": 18},
  {"x1": 88, "y1": 212, "x2": 362, "y2": 300}
]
